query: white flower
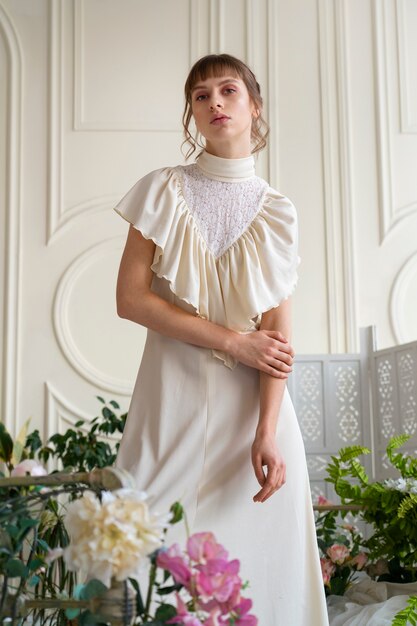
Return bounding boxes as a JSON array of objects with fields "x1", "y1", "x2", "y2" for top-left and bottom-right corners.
[
  {"x1": 63, "y1": 489, "x2": 172, "y2": 587},
  {"x1": 11, "y1": 459, "x2": 47, "y2": 477},
  {"x1": 396, "y1": 478, "x2": 408, "y2": 492}
]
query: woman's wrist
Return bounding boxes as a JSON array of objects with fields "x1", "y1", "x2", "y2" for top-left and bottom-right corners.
[
  {"x1": 223, "y1": 328, "x2": 242, "y2": 358},
  {"x1": 255, "y1": 419, "x2": 277, "y2": 439}
]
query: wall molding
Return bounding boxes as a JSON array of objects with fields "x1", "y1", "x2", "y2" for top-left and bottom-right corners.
[
  {"x1": 317, "y1": 0, "x2": 344, "y2": 352},
  {"x1": 0, "y1": 2, "x2": 23, "y2": 435},
  {"x1": 334, "y1": 0, "x2": 359, "y2": 352},
  {"x1": 397, "y1": 0, "x2": 417, "y2": 133},
  {"x1": 390, "y1": 251, "x2": 417, "y2": 343},
  {"x1": 266, "y1": 0, "x2": 279, "y2": 189},
  {"x1": 48, "y1": 0, "x2": 197, "y2": 243},
  {"x1": 73, "y1": 0, "x2": 193, "y2": 131},
  {"x1": 53, "y1": 238, "x2": 133, "y2": 396},
  {"x1": 373, "y1": 0, "x2": 417, "y2": 243}
]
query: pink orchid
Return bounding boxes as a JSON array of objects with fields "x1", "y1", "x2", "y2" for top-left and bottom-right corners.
[
  {"x1": 166, "y1": 592, "x2": 204, "y2": 626},
  {"x1": 317, "y1": 494, "x2": 333, "y2": 506},
  {"x1": 349, "y1": 551, "x2": 368, "y2": 570},
  {"x1": 195, "y1": 558, "x2": 241, "y2": 603},
  {"x1": 326, "y1": 543, "x2": 350, "y2": 565},
  {"x1": 187, "y1": 532, "x2": 229, "y2": 564},
  {"x1": 156, "y1": 544, "x2": 192, "y2": 586},
  {"x1": 231, "y1": 597, "x2": 258, "y2": 625},
  {"x1": 320, "y1": 557, "x2": 336, "y2": 585},
  {"x1": 11, "y1": 459, "x2": 47, "y2": 477}
]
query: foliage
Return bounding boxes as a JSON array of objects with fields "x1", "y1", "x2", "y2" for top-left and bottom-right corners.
[
  {"x1": 325, "y1": 434, "x2": 417, "y2": 583},
  {"x1": 315, "y1": 505, "x2": 368, "y2": 596},
  {"x1": 392, "y1": 595, "x2": 417, "y2": 625},
  {"x1": 33, "y1": 397, "x2": 127, "y2": 472},
  {"x1": 0, "y1": 396, "x2": 126, "y2": 624}
]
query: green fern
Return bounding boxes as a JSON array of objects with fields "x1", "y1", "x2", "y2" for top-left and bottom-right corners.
[
  {"x1": 338, "y1": 445, "x2": 371, "y2": 463},
  {"x1": 387, "y1": 434, "x2": 412, "y2": 454},
  {"x1": 391, "y1": 594, "x2": 417, "y2": 625},
  {"x1": 349, "y1": 459, "x2": 369, "y2": 485},
  {"x1": 398, "y1": 494, "x2": 417, "y2": 519}
]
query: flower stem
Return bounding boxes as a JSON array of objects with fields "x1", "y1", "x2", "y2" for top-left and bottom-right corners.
[{"x1": 144, "y1": 560, "x2": 157, "y2": 618}]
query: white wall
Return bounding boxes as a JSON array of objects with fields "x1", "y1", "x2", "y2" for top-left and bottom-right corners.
[{"x1": 1, "y1": 0, "x2": 416, "y2": 437}]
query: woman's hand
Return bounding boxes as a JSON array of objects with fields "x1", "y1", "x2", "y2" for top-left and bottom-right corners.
[
  {"x1": 251, "y1": 433, "x2": 286, "y2": 503},
  {"x1": 231, "y1": 330, "x2": 294, "y2": 377}
]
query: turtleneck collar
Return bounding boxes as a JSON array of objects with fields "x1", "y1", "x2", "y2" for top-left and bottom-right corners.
[{"x1": 195, "y1": 149, "x2": 256, "y2": 182}]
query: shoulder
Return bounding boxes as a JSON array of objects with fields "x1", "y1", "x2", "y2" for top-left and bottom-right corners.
[{"x1": 260, "y1": 183, "x2": 299, "y2": 230}]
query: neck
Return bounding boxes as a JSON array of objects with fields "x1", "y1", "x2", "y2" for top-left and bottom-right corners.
[
  {"x1": 195, "y1": 148, "x2": 256, "y2": 182},
  {"x1": 204, "y1": 140, "x2": 252, "y2": 159}
]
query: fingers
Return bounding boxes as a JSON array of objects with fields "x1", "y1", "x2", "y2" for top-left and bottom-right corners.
[
  {"x1": 252, "y1": 454, "x2": 267, "y2": 487},
  {"x1": 253, "y1": 462, "x2": 286, "y2": 503}
]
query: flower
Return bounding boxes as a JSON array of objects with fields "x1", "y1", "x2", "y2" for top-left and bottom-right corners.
[
  {"x1": 63, "y1": 488, "x2": 170, "y2": 586},
  {"x1": 187, "y1": 532, "x2": 229, "y2": 564},
  {"x1": 156, "y1": 543, "x2": 192, "y2": 586},
  {"x1": 11, "y1": 459, "x2": 47, "y2": 477},
  {"x1": 195, "y1": 558, "x2": 241, "y2": 604},
  {"x1": 326, "y1": 543, "x2": 350, "y2": 565},
  {"x1": 44, "y1": 548, "x2": 64, "y2": 565},
  {"x1": 167, "y1": 592, "x2": 203, "y2": 625},
  {"x1": 320, "y1": 558, "x2": 336, "y2": 586},
  {"x1": 317, "y1": 495, "x2": 333, "y2": 506},
  {"x1": 348, "y1": 551, "x2": 368, "y2": 570}
]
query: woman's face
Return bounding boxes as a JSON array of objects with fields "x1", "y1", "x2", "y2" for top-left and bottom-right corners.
[{"x1": 190, "y1": 73, "x2": 258, "y2": 151}]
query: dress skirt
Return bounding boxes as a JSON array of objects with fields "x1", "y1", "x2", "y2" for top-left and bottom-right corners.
[{"x1": 116, "y1": 276, "x2": 329, "y2": 625}]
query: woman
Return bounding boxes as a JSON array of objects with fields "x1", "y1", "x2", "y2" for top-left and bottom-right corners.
[{"x1": 114, "y1": 53, "x2": 329, "y2": 625}]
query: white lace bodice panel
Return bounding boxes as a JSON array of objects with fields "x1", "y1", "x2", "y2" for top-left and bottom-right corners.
[{"x1": 175, "y1": 163, "x2": 269, "y2": 258}]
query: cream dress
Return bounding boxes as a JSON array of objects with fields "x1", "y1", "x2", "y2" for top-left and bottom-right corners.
[{"x1": 114, "y1": 150, "x2": 329, "y2": 625}]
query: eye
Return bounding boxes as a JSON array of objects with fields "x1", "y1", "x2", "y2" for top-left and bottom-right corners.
[
  {"x1": 224, "y1": 87, "x2": 236, "y2": 94},
  {"x1": 195, "y1": 94, "x2": 207, "y2": 101}
]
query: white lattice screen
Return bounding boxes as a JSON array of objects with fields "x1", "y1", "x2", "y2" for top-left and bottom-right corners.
[{"x1": 288, "y1": 326, "x2": 417, "y2": 507}]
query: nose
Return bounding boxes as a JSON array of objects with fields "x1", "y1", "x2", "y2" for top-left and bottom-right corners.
[{"x1": 209, "y1": 94, "x2": 223, "y2": 110}]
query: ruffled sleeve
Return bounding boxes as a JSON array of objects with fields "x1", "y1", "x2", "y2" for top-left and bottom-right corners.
[{"x1": 113, "y1": 168, "x2": 301, "y2": 370}]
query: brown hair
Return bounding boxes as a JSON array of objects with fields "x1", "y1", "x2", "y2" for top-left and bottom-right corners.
[{"x1": 181, "y1": 53, "x2": 269, "y2": 160}]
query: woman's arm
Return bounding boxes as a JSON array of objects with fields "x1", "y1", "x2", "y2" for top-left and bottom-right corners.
[
  {"x1": 117, "y1": 225, "x2": 294, "y2": 377},
  {"x1": 252, "y1": 297, "x2": 293, "y2": 503}
]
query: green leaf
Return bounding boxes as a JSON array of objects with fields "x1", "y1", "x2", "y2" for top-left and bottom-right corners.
[
  {"x1": 28, "y1": 574, "x2": 40, "y2": 587},
  {"x1": 11, "y1": 417, "x2": 32, "y2": 465},
  {"x1": 0, "y1": 423, "x2": 14, "y2": 463},
  {"x1": 27, "y1": 557, "x2": 44, "y2": 571},
  {"x1": 65, "y1": 607, "x2": 82, "y2": 620},
  {"x1": 169, "y1": 501, "x2": 184, "y2": 524},
  {"x1": 155, "y1": 604, "x2": 177, "y2": 619},
  {"x1": 80, "y1": 578, "x2": 108, "y2": 600},
  {"x1": 157, "y1": 583, "x2": 182, "y2": 595},
  {"x1": 96, "y1": 396, "x2": 105, "y2": 403},
  {"x1": 6, "y1": 558, "x2": 28, "y2": 577},
  {"x1": 398, "y1": 494, "x2": 417, "y2": 518}
]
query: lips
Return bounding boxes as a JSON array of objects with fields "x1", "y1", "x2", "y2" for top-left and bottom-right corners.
[{"x1": 210, "y1": 115, "x2": 230, "y2": 123}]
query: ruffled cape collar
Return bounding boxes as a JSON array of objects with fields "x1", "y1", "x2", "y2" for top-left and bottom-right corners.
[{"x1": 195, "y1": 149, "x2": 256, "y2": 182}]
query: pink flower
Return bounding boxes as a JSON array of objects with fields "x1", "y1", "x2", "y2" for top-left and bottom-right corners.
[
  {"x1": 166, "y1": 592, "x2": 203, "y2": 626},
  {"x1": 195, "y1": 558, "x2": 241, "y2": 604},
  {"x1": 349, "y1": 552, "x2": 368, "y2": 570},
  {"x1": 317, "y1": 495, "x2": 333, "y2": 506},
  {"x1": 45, "y1": 548, "x2": 64, "y2": 565},
  {"x1": 11, "y1": 459, "x2": 47, "y2": 477},
  {"x1": 320, "y1": 558, "x2": 336, "y2": 586},
  {"x1": 231, "y1": 597, "x2": 258, "y2": 625},
  {"x1": 326, "y1": 543, "x2": 350, "y2": 565},
  {"x1": 187, "y1": 532, "x2": 228, "y2": 564},
  {"x1": 156, "y1": 544, "x2": 192, "y2": 586}
]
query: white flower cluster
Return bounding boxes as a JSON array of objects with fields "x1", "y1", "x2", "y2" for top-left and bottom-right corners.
[
  {"x1": 63, "y1": 489, "x2": 172, "y2": 586},
  {"x1": 383, "y1": 477, "x2": 417, "y2": 494}
]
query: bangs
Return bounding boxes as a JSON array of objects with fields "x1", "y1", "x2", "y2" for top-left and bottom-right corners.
[{"x1": 186, "y1": 56, "x2": 243, "y2": 95}]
